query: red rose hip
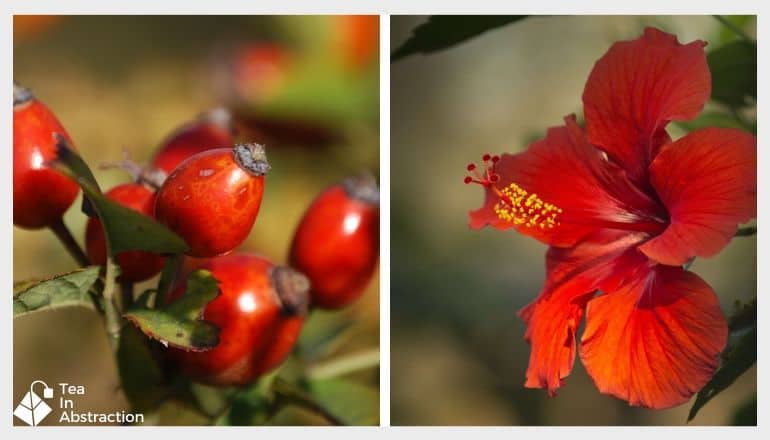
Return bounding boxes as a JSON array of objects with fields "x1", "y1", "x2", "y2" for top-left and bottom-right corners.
[
  {"x1": 289, "y1": 174, "x2": 379, "y2": 309},
  {"x1": 151, "y1": 108, "x2": 235, "y2": 176},
  {"x1": 168, "y1": 253, "x2": 309, "y2": 386},
  {"x1": 154, "y1": 143, "x2": 269, "y2": 257},
  {"x1": 85, "y1": 183, "x2": 166, "y2": 282},
  {"x1": 13, "y1": 83, "x2": 80, "y2": 229}
]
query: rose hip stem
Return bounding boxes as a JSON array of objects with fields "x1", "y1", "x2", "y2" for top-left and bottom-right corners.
[
  {"x1": 48, "y1": 217, "x2": 89, "y2": 266},
  {"x1": 120, "y1": 280, "x2": 134, "y2": 310}
]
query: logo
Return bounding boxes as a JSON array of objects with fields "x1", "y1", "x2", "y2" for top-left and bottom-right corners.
[{"x1": 14, "y1": 380, "x2": 54, "y2": 426}]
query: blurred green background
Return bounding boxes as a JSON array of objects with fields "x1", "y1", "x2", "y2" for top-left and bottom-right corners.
[
  {"x1": 391, "y1": 15, "x2": 756, "y2": 426},
  {"x1": 14, "y1": 15, "x2": 379, "y2": 425}
]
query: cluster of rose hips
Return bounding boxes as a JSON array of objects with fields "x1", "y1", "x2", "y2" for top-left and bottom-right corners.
[{"x1": 13, "y1": 82, "x2": 379, "y2": 387}]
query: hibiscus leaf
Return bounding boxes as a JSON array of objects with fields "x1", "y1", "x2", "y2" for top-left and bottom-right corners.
[
  {"x1": 51, "y1": 136, "x2": 189, "y2": 256},
  {"x1": 708, "y1": 40, "x2": 756, "y2": 108},
  {"x1": 735, "y1": 226, "x2": 756, "y2": 237},
  {"x1": 688, "y1": 300, "x2": 756, "y2": 421},
  {"x1": 392, "y1": 16, "x2": 528, "y2": 62},
  {"x1": 124, "y1": 270, "x2": 221, "y2": 351},
  {"x1": 14, "y1": 266, "x2": 101, "y2": 317},
  {"x1": 675, "y1": 112, "x2": 750, "y2": 132}
]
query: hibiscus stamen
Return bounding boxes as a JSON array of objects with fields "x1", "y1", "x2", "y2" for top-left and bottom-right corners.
[
  {"x1": 465, "y1": 154, "x2": 563, "y2": 229},
  {"x1": 494, "y1": 183, "x2": 562, "y2": 229}
]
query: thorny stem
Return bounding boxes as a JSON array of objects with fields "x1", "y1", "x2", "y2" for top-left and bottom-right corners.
[
  {"x1": 713, "y1": 15, "x2": 753, "y2": 42},
  {"x1": 49, "y1": 218, "x2": 89, "y2": 267}
]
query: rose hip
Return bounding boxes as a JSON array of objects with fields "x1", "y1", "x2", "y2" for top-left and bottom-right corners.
[
  {"x1": 154, "y1": 143, "x2": 269, "y2": 258},
  {"x1": 168, "y1": 253, "x2": 309, "y2": 386},
  {"x1": 85, "y1": 183, "x2": 166, "y2": 282},
  {"x1": 289, "y1": 174, "x2": 379, "y2": 309},
  {"x1": 151, "y1": 108, "x2": 235, "y2": 177},
  {"x1": 13, "y1": 83, "x2": 80, "y2": 229}
]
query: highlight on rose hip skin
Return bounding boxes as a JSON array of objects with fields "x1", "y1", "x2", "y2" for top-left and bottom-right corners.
[
  {"x1": 391, "y1": 15, "x2": 755, "y2": 426},
  {"x1": 13, "y1": 15, "x2": 379, "y2": 427}
]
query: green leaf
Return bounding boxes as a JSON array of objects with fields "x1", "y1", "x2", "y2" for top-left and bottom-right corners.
[
  {"x1": 676, "y1": 111, "x2": 751, "y2": 132},
  {"x1": 728, "y1": 298, "x2": 756, "y2": 332},
  {"x1": 688, "y1": 323, "x2": 756, "y2": 421},
  {"x1": 155, "y1": 254, "x2": 182, "y2": 307},
  {"x1": 124, "y1": 270, "x2": 221, "y2": 351},
  {"x1": 735, "y1": 226, "x2": 757, "y2": 237},
  {"x1": 305, "y1": 378, "x2": 379, "y2": 426},
  {"x1": 189, "y1": 383, "x2": 236, "y2": 419},
  {"x1": 714, "y1": 15, "x2": 754, "y2": 44},
  {"x1": 117, "y1": 325, "x2": 168, "y2": 412},
  {"x1": 708, "y1": 40, "x2": 756, "y2": 108},
  {"x1": 13, "y1": 267, "x2": 101, "y2": 317},
  {"x1": 392, "y1": 16, "x2": 528, "y2": 62},
  {"x1": 730, "y1": 395, "x2": 757, "y2": 426},
  {"x1": 296, "y1": 311, "x2": 354, "y2": 360},
  {"x1": 51, "y1": 137, "x2": 189, "y2": 256},
  {"x1": 165, "y1": 270, "x2": 219, "y2": 319}
]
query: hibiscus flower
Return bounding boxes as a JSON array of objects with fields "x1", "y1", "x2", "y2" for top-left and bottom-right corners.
[{"x1": 465, "y1": 27, "x2": 756, "y2": 409}]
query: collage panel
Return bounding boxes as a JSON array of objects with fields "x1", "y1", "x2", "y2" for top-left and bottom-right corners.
[
  {"x1": 7, "y1": 6, "x2": 762, "y2": 433},
  {"x1": 390, "y1": 15, "x2": 756, "y2": 426},
  {"x1": 13, "y1": 15, "x2": 380, "y2": 426}
]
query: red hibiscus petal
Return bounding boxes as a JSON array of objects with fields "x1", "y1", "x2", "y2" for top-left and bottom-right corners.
[
  {"x1": 521, "y1": 231, "x2": 647, "y2": 394},
  {"x1": 468, "y1": 183, "x2": 516, "y2": 231},
  {"x1": 639, "y1": 128, "x2": 757, "y2": 266},
  {"x1": 468, "y1": 115, "x2": 665, "y2": 247},
  {"x1": 583, "y1": 27, "x2": 710, "y2": 185},
  {"x1": 580, "y1": 264, "x2": 727, "y2": 409}
]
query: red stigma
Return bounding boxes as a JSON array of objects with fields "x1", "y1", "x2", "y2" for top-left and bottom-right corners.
[{"x1": 464, "y1": 153, "x2": 502, "y2": 188}]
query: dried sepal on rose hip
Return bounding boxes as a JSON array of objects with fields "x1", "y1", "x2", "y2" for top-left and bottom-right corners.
[
  {"x1": 154, "y1": 143, "x2": 270, "y2": 258},
  {"x1": 13, "y1": 83, "x2": 80, "y2": 229},
  {"x1": 166, "y1": 253, "x2": 309, "y2": 386},
  {"x1": 85, "y1": 183, "x2": 166, "y2": 282},
  {"x1": 289, "y1": 172, "x2": 379, "y2": 309}
]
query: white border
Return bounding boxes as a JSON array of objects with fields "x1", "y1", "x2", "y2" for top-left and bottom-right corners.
[
  {"x1": 378, "y1": 13, "x2": 391, "y2": 428},
  {"x1": 1, "y1": 0, "x2": 767, "y2": 436}
]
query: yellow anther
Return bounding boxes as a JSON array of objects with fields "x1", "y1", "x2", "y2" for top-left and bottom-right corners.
[{"x1": 494, "y1": 183, "x2": 562, "y2": 229}]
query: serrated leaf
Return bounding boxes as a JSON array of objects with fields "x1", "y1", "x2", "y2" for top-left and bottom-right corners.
[
  {"x1": 117, "y1": 325, "x2": 168, "y2": 412},
  {"x1": 124, "y1": 309, "x2": 219, "y2": 351},
  {"x1": 305, "y1": 378, "x2": 379, "y2": 426},
  {"x1": 708, "y1": 40, "x2": 756, "y2": 108},
  {"x1": 51, "y1": 137, "x2": 189, "y2": 256},
  {"x1": 13, "y1": 267, "x2": 100, "y2": 317},
  {"x1": 125, "y1": 270, "x2": 221, "y2": 352},
  {"x1": 688, "y1": 325, "x2": 756, "y2": 421},
  {"x1": 165, "y1": 270, "x2": 219, "y2": 320},
  {"x1": 392, "y1": 16, "x2": 528, "y2": 62},
  {"x1": 14, "y1": 278, "x2": 44, "y2": 295}
]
